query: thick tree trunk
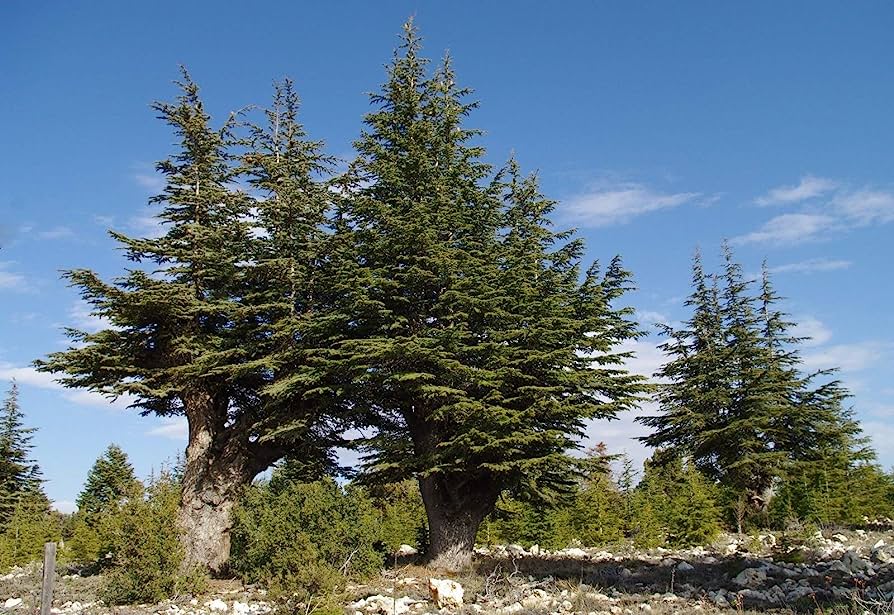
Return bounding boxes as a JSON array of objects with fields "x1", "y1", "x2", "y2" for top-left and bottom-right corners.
[
  {"x1": 177, "y1": 391, "x2": 273, "y2": 575},
  {"x1": 178, "y1": 460, "x2": 249, "y2": 576},
  {"x1": 419, "y1": 473, "x2": 499, "y2": 571}
]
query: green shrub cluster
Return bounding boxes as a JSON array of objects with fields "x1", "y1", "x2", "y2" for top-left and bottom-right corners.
[
  {"x1": 98, "y1": 470, "x2": 206, "y2": 605},
  {"x1": 769, "y1": 459, "x2": 894, "y2": 529},
  {"x1": 479, "y1": 452, "x2": 722, "y2": 550},
  {"x1": 230, "y1": 475, "x2": 427, "y2": 609}
]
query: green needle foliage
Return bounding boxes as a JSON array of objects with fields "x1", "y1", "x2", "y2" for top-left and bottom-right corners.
[
  {"x1": 34, "y1": 71, "x2": 337, "y2": 572},
  {"x1": 0, "y1": 381, "x2": 42, "y2": 526},
  {"x1": 76, "y1": 444, "x2": 140, "y2": 519},
  {"x1": 332, "y1": 21, "x2": 647, "y2": 564},
  {"x1": 640, "y1": 244, "x2": 868, "y2": 530}
]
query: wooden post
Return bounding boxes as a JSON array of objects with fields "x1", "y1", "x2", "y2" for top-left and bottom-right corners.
[{"x1": 40, "y1": 542, "x2": 56, "y2": 615}]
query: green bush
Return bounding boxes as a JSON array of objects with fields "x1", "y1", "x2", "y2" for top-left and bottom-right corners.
[
  {"x1": 366, "y1": 480, "x2": 427, "y2": 554},
  {"x1": 100, "y1": 471, "x2": 206, "y2": 605},
  {"x1": 231, "y1": 478, "x2": 383, "y2": 606}
]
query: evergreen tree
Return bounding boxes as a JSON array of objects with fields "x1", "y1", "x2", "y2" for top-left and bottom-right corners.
[
  {"x1": 35, "y1": 73, "x2": 334, "y2": 572},
  {"x1": 76, "y1": 444, "x2": 140, "y2": 518},
  {"x1": 635, "y1": 452, "x2": 721, "y2": 547},
  {"x1": 334, "y1": 22, "x2": 646, "y2": 566},
  {"x1": 0, "y1": 489, "x2": 61, "y2": 569},
  {"x1": 640, "y1": 246, "x2": 870, "y2": 530},
  {"x1": 0, "y1": 381, "x2": 42, "y2": 525}
]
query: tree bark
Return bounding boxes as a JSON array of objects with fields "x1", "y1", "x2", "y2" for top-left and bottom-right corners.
[
  {"x1": 418, "y1": 473, "x2": 499, "y2": 571},
  {"x1": 177, "y1": 390, "x2": 273, "y2": 575}
]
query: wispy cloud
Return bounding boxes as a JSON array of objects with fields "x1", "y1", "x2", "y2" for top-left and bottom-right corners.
[
  {"x1": 0, "y1": 262, "x2": 28, "y2": 291},
  {"x1": 0, "y1": 363, "x2": 134, "y2": 409},
  {"x1": 37, "y1": 226, "x2": 74, "y2": 240},
  {"x1": 732, "y1": 213, "x2": 837, "y2": 246},
  {"x1": 741, "y1": 177, "x2": 894, "y2": 246},
  {"x1": 791, "y1": 315, "x2": 832, "y2": 347},
  {"x1": 147, "y1": 417, "x2": 188, "y2": 441},
  {"x1": 133, "y1": 172, "x2": 165, "y2": 193},
  {"x1": 563, "y1": 182, "x2": 701, "y2": 227},
  {"x1": 769, "y1": 258, "x2": 852, "y2": 274},
  {"x1": 832, "y1": 189, "x2": 894, "y2": 226},
  {"x1": 802, "y1": 341, "x2": 889, "y2": 373},
  {"x1": 69, "y1": 300, "x2": 113, "y2": 333},
  {"x1": 636, "y1": 310, "x2": 671, "y2": 327},
  {"x1": 128, "y1": 215, "x2": 165, "y2": 239},
  {"x1": 755, "y1": 175, "x2": 837, "y2": 206}
]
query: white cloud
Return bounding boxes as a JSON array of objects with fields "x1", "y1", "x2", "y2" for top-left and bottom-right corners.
[
  {"x1": 133, "y1": 172, "x2": 165, "y2": 193},
  {"x1": 636, "y1": 310, "x2": 670, "y2": 327},
  {"x1": 37, "y1": 226, "x2": 74, "y2": 240},
  {"x1": 732, "y1": 213, "x2": 836, "y2": 246},
  {"x1": 585, "y1": 410, "x2": 653, "y2": 472},
  {"x1": 791, "y1": 316, "x2": 832, "y2": 347},
  {"x1": 616, "y1": 338, "x2": 666, "y2": 381},
  {"x1": 0, "y1": 363, "x2": 133, "y2": 409},
  {"x1": 743, "y1": 178, "x2": 894, "y2": 246},
  {"x1": 833, "y1": 189, "x2": 894, "y2": 226},
  {"x1": 769, "y1": 258, "x2": 852, "y2": 274},
  {"x1": 69, "y1": 300, "x2": 113, "y2": 333},
  {"x1": 862, "y1": 421, "x2": 894, "y2": 470},
  {"x1": 147, "y1": 417, "x2": 188, "y2": 441},
  {"x1": 128, "y1": 215, "x2": 165, "y2": 239},
  {"x1": 0, "y1": 262, "x2": 27, "y2": 291},
  {"x1": 563, "y1": 182, "x2": 700, "y2": 227},
  {"x1": 51, "y1": 500, "x2": 77, "y2": 514},
  {"x1": 802, "y1": 342, "x2": 889, "y2": 373},
  {"x1": 755, "y1": 175, "x2": 837, "y2": 206}
]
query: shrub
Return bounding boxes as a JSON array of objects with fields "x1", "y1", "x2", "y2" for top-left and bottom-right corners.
[
  {"x1": 100, "y1": 471, "x2": 206, "y2": 604},
  {"x1": 366, "y1": 480, "x2": 427, "y2": 555},
  {"x1": 230, "y1": 478, "x2": 383, "y2": 606}
]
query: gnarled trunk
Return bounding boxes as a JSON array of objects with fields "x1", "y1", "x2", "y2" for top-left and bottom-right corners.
[
  {"x1": 419, "y1": 473, "x2": 499, "y2": 571},
  {"x1": 177, "y1": 391, "x2": 273, "y2": 575},
  {"x1": 178, "y1": 456, "x2": 251, "y2": 575}
]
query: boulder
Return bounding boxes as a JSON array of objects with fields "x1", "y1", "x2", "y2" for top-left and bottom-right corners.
[
  {"x1": 3, "y1": 598, "x2": 22, "y2": 609},
  {"x1": 842, "y1": 550, "x2": 872, "y2": 573},
  {"x1": 732, "y1": 567, "x2": 767, "y2": 588},
  {"x1": 429, "y1": 578, "x2": 464, "y2": 609},
  {"x1": 676, "y1": 561, "x2": 695, "y2": 572}
]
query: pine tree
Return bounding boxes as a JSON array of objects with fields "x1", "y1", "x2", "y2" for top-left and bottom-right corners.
[
  {"x1": 76, "y1": 444, "x2": 140, "y2": 519},
  {"x1": 35, "y1": 73, "x2": 333, "y2": 572},
  {"x1": 0, "y1": 381, "x2": 42, "y2": 525},
  {"x1": 334, "y1": 22, "x2": 646, "y2": 567}
]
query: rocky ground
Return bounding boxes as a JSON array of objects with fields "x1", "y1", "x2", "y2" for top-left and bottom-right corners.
[{"x1": 2, "y1": 528, "x2": 894, "y2": 614}]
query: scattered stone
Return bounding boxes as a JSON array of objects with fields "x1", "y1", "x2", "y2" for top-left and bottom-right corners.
[
  {"x1": 395, "y1": 544, "x2": 418, "y2": 557},
  {"x1": 3, "y1": 598, "x2": 22, "y2": 609},
  {"x1": 206, "y1": 598, "x2": 229, "y2": 612},
  {"x1": 506, "y1": 544, "x2": 527, "y2": 556},
  {"x1": 676, "y1": 561, "x2": 694, "y2": 572}
]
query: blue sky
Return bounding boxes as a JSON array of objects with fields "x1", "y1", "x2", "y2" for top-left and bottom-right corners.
[{"x1": 2, "y1": 2, "x2": 893, "y2": 512}]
